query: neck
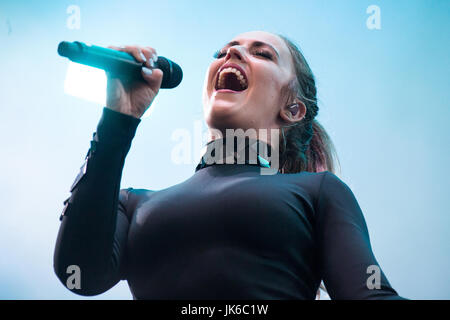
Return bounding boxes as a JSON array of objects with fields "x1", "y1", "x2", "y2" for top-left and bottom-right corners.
[
  {"x1": 203, "y1": 127, "x2": 282, "y2": 174},
  {"x1": 206, "y1": 127, "x2": 281, "y2": 153}
]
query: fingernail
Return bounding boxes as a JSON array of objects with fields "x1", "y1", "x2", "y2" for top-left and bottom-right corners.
[
  {"x1": 149, "y1": 58, "x2": 155, "y2": 68},
  {"x1": 152, "y1": 54, "x2": 158, "y2": 62},
  {"x1": 142, "y1": 67, "x2": 153, "y2": 75},
  {"x1": 139, "y1": 51, "x2": 147, "y2": 62}
]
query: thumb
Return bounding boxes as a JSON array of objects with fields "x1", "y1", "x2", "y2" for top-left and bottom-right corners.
[{"x1": 141, "y1": 67, "x2": 164, "y2": 89}]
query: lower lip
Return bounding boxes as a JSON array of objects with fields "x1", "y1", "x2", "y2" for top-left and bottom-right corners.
[{"x1": 215, "y1": 89, "x2": 245, "y2": 93}]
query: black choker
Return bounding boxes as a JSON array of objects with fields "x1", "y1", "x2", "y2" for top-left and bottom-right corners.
[{"x1": 195, "y1": 137, "x2": 272, "y2": 171}]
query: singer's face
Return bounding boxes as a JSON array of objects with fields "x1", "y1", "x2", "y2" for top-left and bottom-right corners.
[{"x1": 202, "y1": 31, "x2": 295, "y2": 133}]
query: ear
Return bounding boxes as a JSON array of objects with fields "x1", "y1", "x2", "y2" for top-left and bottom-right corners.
[{"x1": 279, "y1": 99, "x2": 307, "y2": 125}]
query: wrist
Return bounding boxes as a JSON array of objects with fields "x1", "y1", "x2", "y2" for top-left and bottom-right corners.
[
  {"x1": 105, "y1": 105, "x2": 142, "y2": 119},
  {"x1": 96, "y1": 107, "x2": 142, "y2": 143}
]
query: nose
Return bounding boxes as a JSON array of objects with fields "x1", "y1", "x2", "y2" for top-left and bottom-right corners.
[{"x1": 225, "y1": 45, "x2": 245, "y2": 61}]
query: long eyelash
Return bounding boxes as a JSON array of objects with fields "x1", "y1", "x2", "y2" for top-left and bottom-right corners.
[
  {"x1": 213, "y1": 50, "x2": 226, "y2": 59},
  {"x1": 255, "y1": 50, "x2": 272, "y2": 59},
  {"x1": 213, "y1": 49, "x2": 272, "y2": 59}
]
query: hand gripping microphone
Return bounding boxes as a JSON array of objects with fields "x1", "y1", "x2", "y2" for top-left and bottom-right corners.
[{"x1": 57, "y1": 41, "x2": 183, "y2": 89}]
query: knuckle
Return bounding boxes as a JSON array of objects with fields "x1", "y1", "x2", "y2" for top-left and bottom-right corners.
[
  {"x1": 122, "y1": 45, "x2": 137, "y2": 53},
  {"x1": 141, "y1": 47, "x2": 152, "y2": 55}
]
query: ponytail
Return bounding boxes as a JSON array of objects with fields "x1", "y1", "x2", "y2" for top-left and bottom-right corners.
[
  {"x1": 305, "y1": 119, "x2": 339, "y2": 173},
  {"x1": 278, "y1": 35, "x2": 340, "y2": 175}
]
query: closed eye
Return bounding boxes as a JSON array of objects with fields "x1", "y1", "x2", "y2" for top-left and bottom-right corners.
[
  {"x1": 213, "y1": 50, "x2": 226, "y2": 59},
  {"x1": 213, "y1": 49, "x2": 274, "y2": 60},
  {"x1": 254, "y1": 50, "x2": 273, "y2": 60}
]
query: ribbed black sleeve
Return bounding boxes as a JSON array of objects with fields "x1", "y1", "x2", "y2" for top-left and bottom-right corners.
[
  {"x1": 53, "y1": 107, "x2": 140, "y2": 296},
  {"x1": 315, "y1": 171, "x2": 406, "y2": 299}
]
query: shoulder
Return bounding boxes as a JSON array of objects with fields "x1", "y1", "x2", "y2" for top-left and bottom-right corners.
[
  {"x1": 282, "y1": 170, "x2": 338, "y2": 198},
  {"x1": 318, "y1": 171, "x2": 353, "y2": 196},
  {"x1": 318, "y1": 171, "x2": 356, "y2": 201},
  {"x1": 275, "y1": 170, "x2": 333, "y2": 211},
  {"x1": 118, "y1": 187, "x2": 156, "y2": 220},
  {"x1": 285, "y1": 170, "x2": 358, "y2": 213},
  {"x1": 119, "y1": 187, "x2": 156, "y2": 203},
  {"x1": 315, "y1": 171, "x2": 366, "y2": 224},
  {"x1": 281, "y1": 169, "x2": 327, "y2": 187}
]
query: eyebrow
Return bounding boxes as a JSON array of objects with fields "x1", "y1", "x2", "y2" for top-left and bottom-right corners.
[{"x1": 223, "y1": 40, "x2": 280, "y2": 58}]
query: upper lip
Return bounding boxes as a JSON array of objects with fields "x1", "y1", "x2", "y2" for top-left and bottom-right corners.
[{"x1": 215, "y1": 62, "x2": 248, "y2": 90}]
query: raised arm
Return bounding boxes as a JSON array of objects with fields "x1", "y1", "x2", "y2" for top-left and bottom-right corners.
[
  {"x1": 54, "y1": 44, "x2": 162, "y2": 296},
  {"x1": 315, "y1": 171, "x2": 406, "y2": 299},
  {"x1": 53, "y1": 107, "x2": 140, "y2": 296}
]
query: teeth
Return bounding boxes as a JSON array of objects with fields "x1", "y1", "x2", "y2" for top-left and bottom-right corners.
[{"x1": 217, "y1": 67, "x2": 248, "y2": 90}]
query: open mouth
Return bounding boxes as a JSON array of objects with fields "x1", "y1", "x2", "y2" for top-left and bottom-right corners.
[{"x1": 215, "y1": 64, "x2": 248, "y2": 92}]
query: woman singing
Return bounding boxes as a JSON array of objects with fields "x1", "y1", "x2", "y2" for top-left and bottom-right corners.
[{"x1": 53, "y1": 31, "x2": 406, "y2": 299}]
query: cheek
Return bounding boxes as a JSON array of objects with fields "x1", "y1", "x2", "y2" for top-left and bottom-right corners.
[
  {"x1": 251, "y1": 69, "x2": 284, "y2": 106},
  {"x1": 202, "y1": 64, "x2": 217, "y2": 103},
  {"x1": 207, "y1": 61, "x2": 221, "y2": 84},
  {"x1": 255, "y1": 62, "x2": 283, "y2": 89}
]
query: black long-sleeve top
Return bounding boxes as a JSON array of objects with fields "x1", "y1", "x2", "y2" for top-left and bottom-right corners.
[{"x1": 53, "y1": 107, "x2": 406, "y2": 299}]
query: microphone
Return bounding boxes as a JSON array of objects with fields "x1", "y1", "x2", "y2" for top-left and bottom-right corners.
[{"x1": 57, "y1": 41, "x2": 183, "y2": 89}]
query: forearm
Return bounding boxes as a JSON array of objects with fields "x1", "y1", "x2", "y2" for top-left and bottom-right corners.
[{"x1": 53, "y1": 107, "x2": 140, "y2": 295}]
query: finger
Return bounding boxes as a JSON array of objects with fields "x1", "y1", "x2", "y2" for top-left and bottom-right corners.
[
  {"x1": 113, "y1": 45, "x2": 147, "y2": 64},
  {"x1": 141, "y1": 47, "x2": 157, "y2": 68},
  {"x1": 107, "y1": 45, "x2": 156, "y2": 67},
  {"x1": 141, "y1": 67, "x2": 163, "y2": 88},
  {"x1": 129, "y1": 46, "x2": 148, "y2": 64}
]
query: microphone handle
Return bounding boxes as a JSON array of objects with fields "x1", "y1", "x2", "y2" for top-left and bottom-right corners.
[{"x1": 57, "y1": 41, "x2": 174, "y2": 88}]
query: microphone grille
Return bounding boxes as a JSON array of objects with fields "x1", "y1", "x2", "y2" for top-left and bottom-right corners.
[{"x1": 157, "y1": 56, "x2": 183, "y2": 89}]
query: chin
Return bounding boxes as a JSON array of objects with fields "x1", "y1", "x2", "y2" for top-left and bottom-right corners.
[{"x1": 205, "y1": 102, "x2": 244, "y2": 132}]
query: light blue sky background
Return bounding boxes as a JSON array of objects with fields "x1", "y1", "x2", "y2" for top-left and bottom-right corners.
[{"x1": 0, "y1": 0, "x2": 448, "y2": 299}]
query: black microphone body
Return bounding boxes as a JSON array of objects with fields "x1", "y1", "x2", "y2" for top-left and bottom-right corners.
[{"x1": 57, "y1": 41, "x2": 182, "y2": 89}]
